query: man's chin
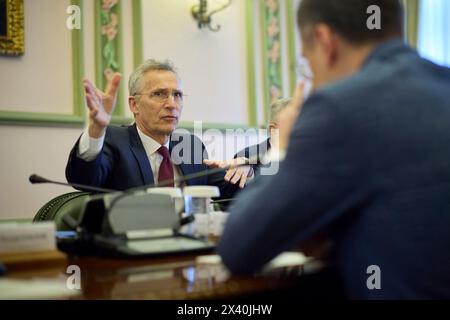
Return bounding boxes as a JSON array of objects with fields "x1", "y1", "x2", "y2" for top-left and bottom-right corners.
[{"x1": 161, "y1": 123, "x2": 178, "y2": 135}]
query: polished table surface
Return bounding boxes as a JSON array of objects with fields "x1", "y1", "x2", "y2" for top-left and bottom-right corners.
[{"x1": 5, "y1": 251, "x2": 323, "y2": 300}]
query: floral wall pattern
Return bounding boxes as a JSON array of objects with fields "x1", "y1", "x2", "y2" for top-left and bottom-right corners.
[
  {"x1": 96, "y1": 0, "x2": 124, "y2": 116},
  {"x1": 263, "y1": 0, "x2": 282, "y2": 111},
  {"x1": 101, "y1": 0, "x2": 119, "y2": 75}
]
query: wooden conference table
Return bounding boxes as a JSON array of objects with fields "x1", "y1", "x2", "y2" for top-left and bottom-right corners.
[{"x1": 4, "y1": 249, "x2": 325, "y2": 300}]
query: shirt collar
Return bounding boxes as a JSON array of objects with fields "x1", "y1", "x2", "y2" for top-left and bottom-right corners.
[{"x1": 136, "y1": 125, "x2": 170, "y2": 156}]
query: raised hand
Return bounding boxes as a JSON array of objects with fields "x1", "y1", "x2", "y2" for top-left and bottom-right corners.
[
  {"x1": 83, "y1": 73, "x2": 121, "y2": 138},
  {"x1": 276, "y1": 81, "x2": 305, "y2": 152}
]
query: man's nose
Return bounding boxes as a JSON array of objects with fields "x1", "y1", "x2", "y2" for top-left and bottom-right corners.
[{"x1": 164, "y1": 95, "x2": 179, "y2": 109}]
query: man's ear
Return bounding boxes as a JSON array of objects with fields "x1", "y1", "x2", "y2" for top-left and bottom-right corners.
[
  {"x1": 313, "y1": 23, "x2": 338, "y2": 67},
  {"x1": 128, "y1": 96, "x2": 139, "y2": 115}
]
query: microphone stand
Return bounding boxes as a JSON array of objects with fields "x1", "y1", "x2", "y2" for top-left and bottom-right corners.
[
  {"x1": 29, "y1": 156, "x2": 255, "y2": 194},
  {"x1": 29, "y1": 174, "x2": 117, "y2": 193},
  {"x1": 111, "y1": 158, "x2": 256, "y2": 208},
  {"x1": 29, "y1": 157, "x2": 255, "y2": 228}
]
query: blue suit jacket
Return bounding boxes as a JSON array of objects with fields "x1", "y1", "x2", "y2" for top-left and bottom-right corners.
[
  {"x1": 66, "y1": 124, "x2": 238, "y2": 200},
  {"x1": 218, "y1": 39, "x2": 450, "y2": 299},
  {"x1": 234, "y1": 138, "x2": 271, "y2": 177}
]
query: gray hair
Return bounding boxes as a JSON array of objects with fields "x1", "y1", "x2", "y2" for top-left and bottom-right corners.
[
  {"x1": 128, "y1": 59, "x2": 178, "y2": 96},
  {"x1": 269, "y1": 98, "x2": 292, "y2": 123}
]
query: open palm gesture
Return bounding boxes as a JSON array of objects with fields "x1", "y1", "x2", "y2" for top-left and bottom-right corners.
[{"x1": 83, "y1": 73, "x2": 121, "y2": 137}]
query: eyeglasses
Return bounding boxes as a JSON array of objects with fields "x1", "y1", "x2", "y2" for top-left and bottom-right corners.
[{"x1": 134, "y1": 89, "x2": 186, "y2": 103}]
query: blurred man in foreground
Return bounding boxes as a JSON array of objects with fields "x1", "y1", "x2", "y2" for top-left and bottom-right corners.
[{"x1": 218, "y1": 0, "x2": 450, "y2": 299}]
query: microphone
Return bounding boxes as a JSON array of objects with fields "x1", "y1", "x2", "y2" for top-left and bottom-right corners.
[
  {"x1": 106, "y1": 160, "x2": 254, "y2": 209},
  {"x1": 30, "y1": 154, "x2": 258, "y2": 195},
  {"x1": 29, "y1": 174, "x2": 118, "y2": 193},
  {"x1": 30, "y1": 161, "x2": 247, "y2": 233},
  {"x1": 210, "y1": 198, "x2": 236, "y2": 204},
  {"x1": 30, "y1": 156, "x2": 256, "y2": 211},
  {"x1": 126, "y1": 157, "x2": 258, "y2": 191}
]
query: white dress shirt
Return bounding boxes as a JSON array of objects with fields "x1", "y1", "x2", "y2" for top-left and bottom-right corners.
[{"x1": 77, "y1": 127, "x2": 182, "y2": 187}]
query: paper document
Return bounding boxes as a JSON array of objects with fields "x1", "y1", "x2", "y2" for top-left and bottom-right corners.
[
  {"x1": 196, "y1": 252, "x2": 310, "y2": 270},
  {"x1": 0, "y1": 222, "x2": 56, "y2": 254},
  {"x1": 0, "y1": 278, "x2": 80, "y2": 300}
]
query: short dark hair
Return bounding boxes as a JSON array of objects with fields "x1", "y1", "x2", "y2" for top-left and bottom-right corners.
[{"x1": 297, "y1": 0, "x2": 404, "y2": 44}]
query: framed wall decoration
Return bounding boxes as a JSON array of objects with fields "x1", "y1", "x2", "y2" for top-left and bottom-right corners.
[{"x1": 0, "y1": 0, "x2": 24, "y2": 56}]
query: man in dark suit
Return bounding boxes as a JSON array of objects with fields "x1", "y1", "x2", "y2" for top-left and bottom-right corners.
[
  {"x1": 218, "y1": 0, "x2": 450, "y2": 299},
  {"x1": 204, "y1": 98, "x2": 292, "y2": 187},
  {"x1": 66, "y1": 59, "x2": 238, "y2": 199},
  {"x1": 235, "y1": 98, "x2": 292, "y2": 176}
]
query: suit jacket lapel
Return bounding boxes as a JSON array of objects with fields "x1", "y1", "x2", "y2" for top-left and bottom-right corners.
[
  {"x1": 128, "y1": 124, "x2": 155, "y2": 185},
  {"x1": 169, "y1": 135, "x2": 196, "y2": 179}
]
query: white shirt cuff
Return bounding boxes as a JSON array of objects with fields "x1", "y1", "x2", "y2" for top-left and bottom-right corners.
[{"x1": 77, "y1": 129, "x2": 105, "y2": 161}]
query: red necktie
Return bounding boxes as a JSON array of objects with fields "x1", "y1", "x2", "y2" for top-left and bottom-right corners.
[{"x1": 157, "y1": 146, "x2": 174, "y2": 187}]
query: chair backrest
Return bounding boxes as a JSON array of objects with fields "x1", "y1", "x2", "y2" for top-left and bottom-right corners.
[{"x1": 33, "y1": 192, "x2": 91, "y2": 231}]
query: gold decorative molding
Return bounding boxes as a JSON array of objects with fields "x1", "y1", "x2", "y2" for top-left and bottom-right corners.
[{"x1": 0, "y1": 0, "x2": 24, "y2": 56}]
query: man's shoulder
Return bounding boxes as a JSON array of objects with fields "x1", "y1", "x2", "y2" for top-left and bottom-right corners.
[
  {"x1": 104, "y1": 124, "x2": 134, "y2": 143},
  {"x1": 309, "y1": 59, "x2": 435, "y2": 117},
  {"x1": 106, "y1": 124, "x2": 133, "y2": 134},
  {"x1": 318, "y1": 42, "x2": 450, "y2": 107}
]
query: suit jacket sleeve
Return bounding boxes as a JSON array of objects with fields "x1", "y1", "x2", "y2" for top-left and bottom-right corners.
[
  {"x1": 217, "y1": 93, "x2": 365, "y2": 274},
  {"x1": 199, "y1": 140, "x2": 240, "y2": 202},
  {"x1": 65, "y1": 130, "x2": 114, "y2": 189},
  {"x1": 233, "y1": 140, "x2": 270, "y2": 178}
]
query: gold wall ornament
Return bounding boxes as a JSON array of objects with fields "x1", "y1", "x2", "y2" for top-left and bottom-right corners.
[
  {"x1": 0, "y1": 0, "x2": 24, "y2": 56},
  {"x1": 191, "y1": 0, "x2": 232, "y2": 32}
]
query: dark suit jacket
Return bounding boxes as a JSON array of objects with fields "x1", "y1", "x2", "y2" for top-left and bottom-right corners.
[
  {"x1": 218, "y1": 39, "x2": 450, "y2": 299},
  {"x1": 66, "y1": 124, "x2": 238, "y2": 200},
  {"x1": 234, "y1": 138, "x2": 271, "y2": 177}
]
